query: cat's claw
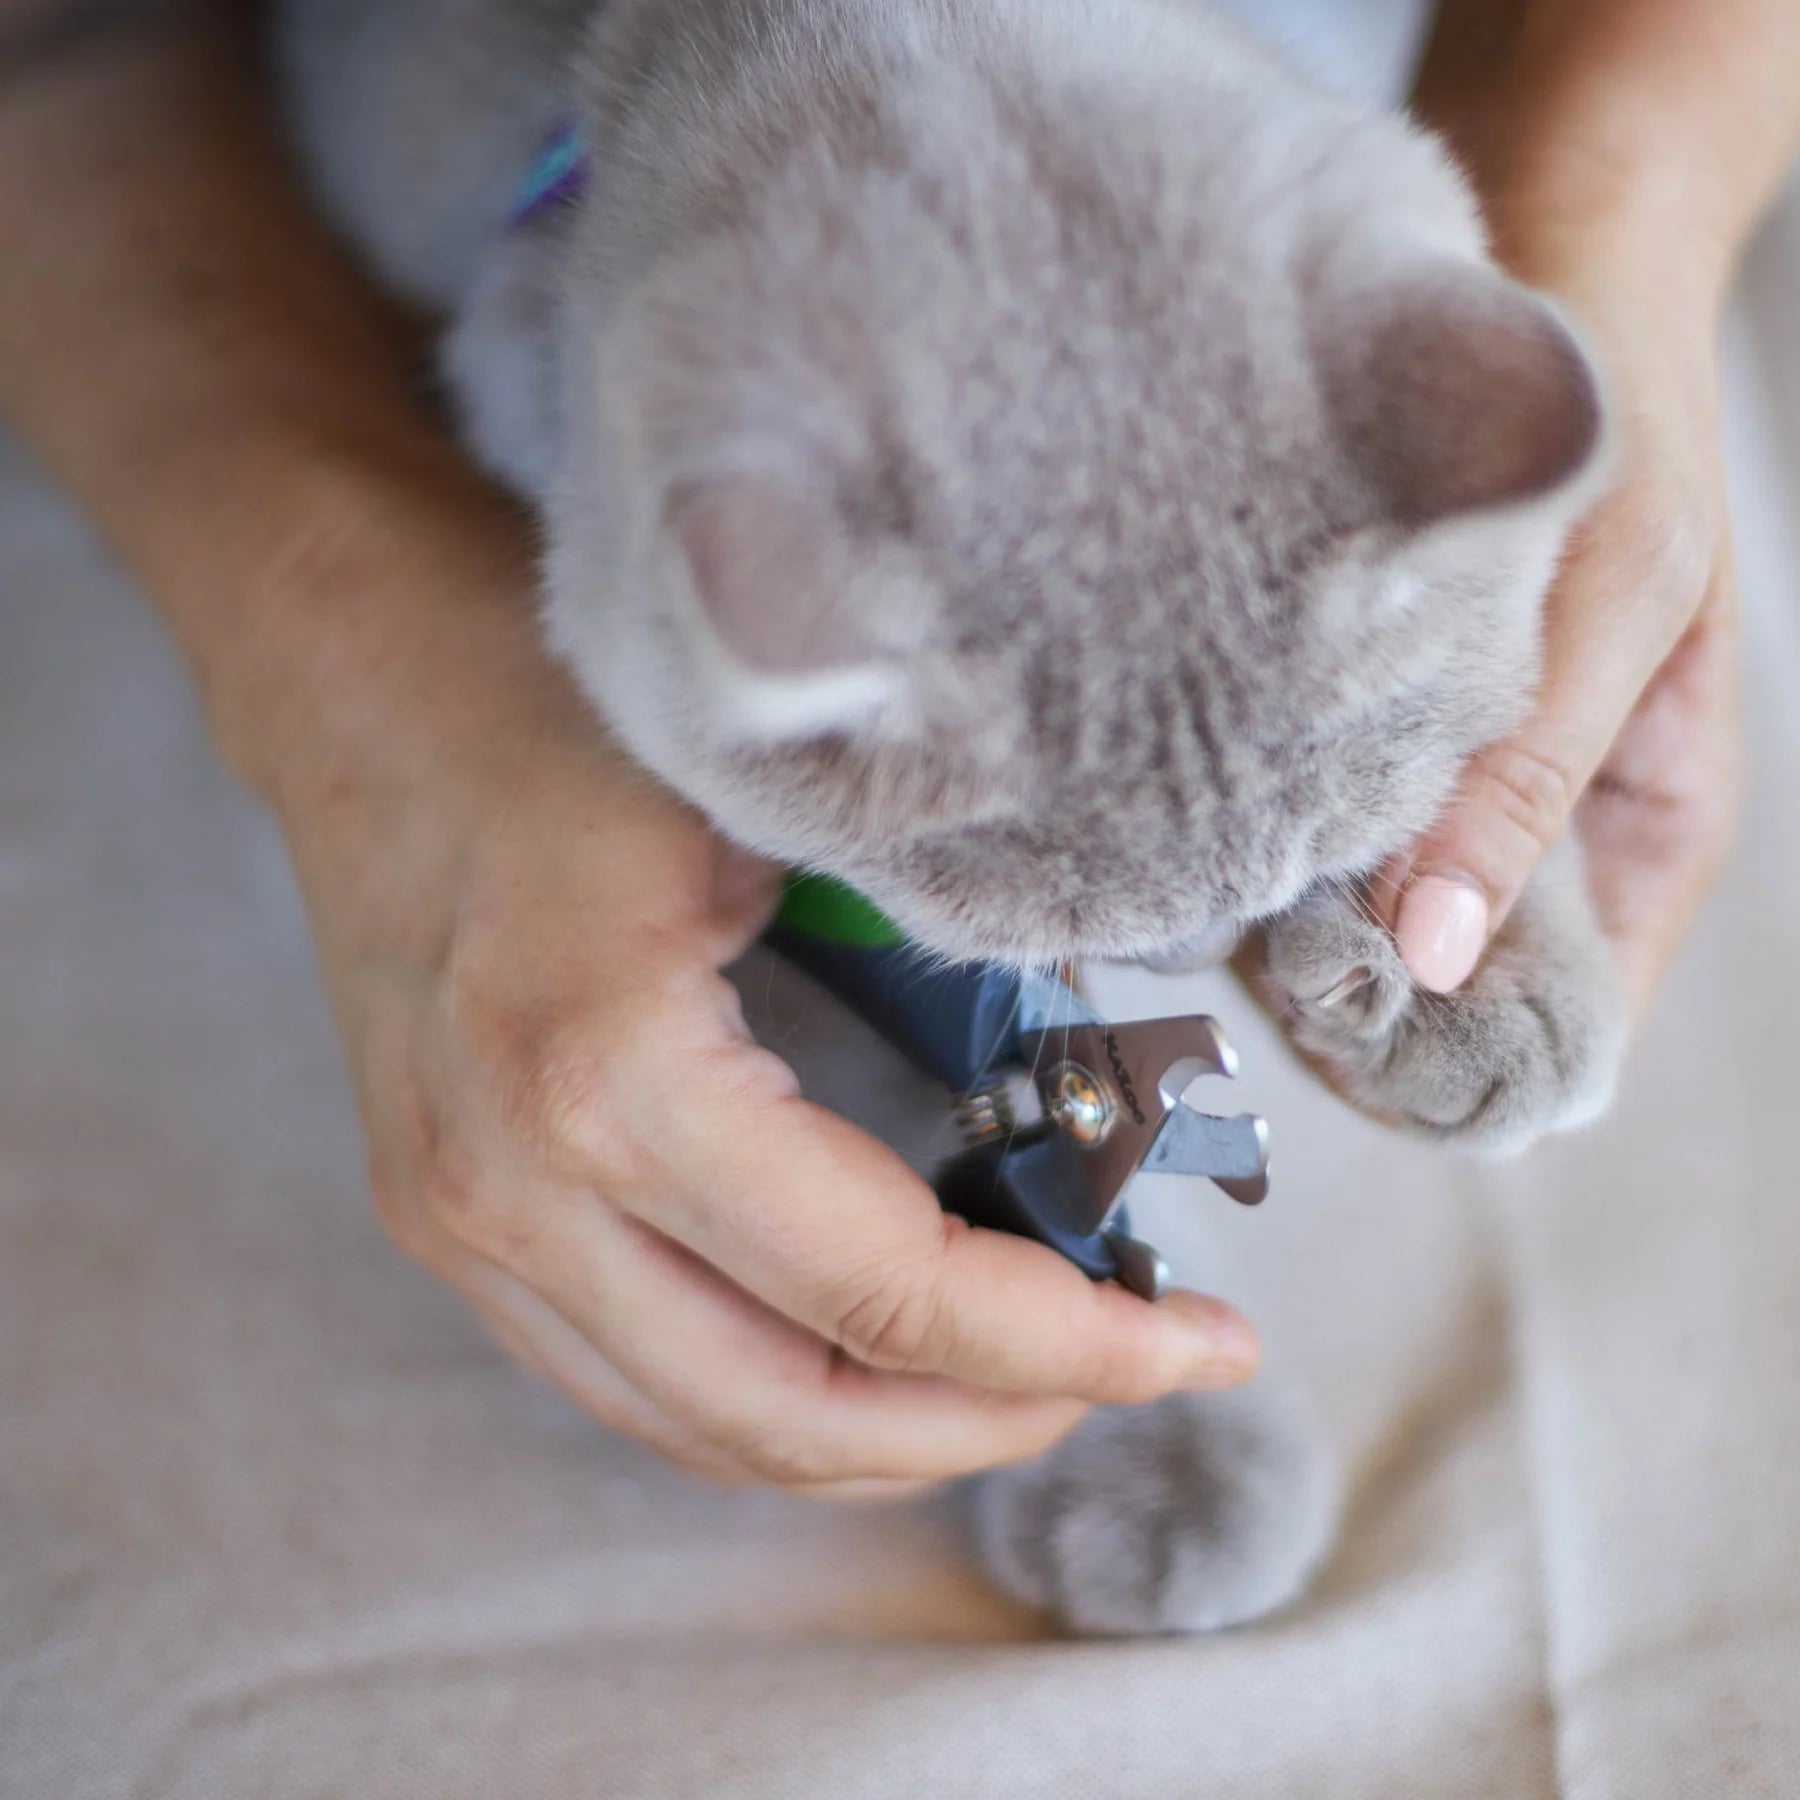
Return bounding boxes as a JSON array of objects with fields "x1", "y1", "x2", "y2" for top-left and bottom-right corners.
[
  {"x1": 1264, "y1": 848, "x2": 1626, "y2": 1157},
  {"x1": 1313, "y1": 965, "x2": 1375, "y2": 1009}
]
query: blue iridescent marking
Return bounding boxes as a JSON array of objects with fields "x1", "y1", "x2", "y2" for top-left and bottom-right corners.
[{"x1": 509, "y1": 121, "x2": 587, "y2": 227}]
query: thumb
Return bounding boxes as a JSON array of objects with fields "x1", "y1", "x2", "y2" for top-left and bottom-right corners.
[
  {"x1": 1386, "y1": 474, "x2": 1704, "y2": 992},
  {"x1": 1387, "y1": 731, "x2": 1587, "y2": 992}
]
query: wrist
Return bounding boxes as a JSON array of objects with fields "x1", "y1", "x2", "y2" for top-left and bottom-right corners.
[
  {"x1": 253, "y1": 472, "x2": 747, "y2": 982},
  {"x1": 1415, "y1": 4, "x2": 1794, "y2": 322},
  {"x1": 1423, "y1": 107, "x2": 1732, "y2": 435},
  {"x1": 1469, "y1": 102, "x2": 1741, "y2": 323},
  {"x1": 199, "y1": 436, "x2": 549, "y2": 818}
]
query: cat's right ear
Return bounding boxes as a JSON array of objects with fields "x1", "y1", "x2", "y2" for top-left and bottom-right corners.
[
  {"x1": 660, "y1": 468, "x2": 933, "y2": 742},
  {"x1": 1322, "y1": 264, "x2": 1607, "y2": 531}
]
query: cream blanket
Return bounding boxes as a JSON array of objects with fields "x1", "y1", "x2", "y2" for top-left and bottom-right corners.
[{"x1": 6, "y1": 7, "x2": 1800, "y2": 1793}]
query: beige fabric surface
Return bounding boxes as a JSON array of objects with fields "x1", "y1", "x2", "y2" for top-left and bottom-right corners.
[{"x1": 7, "y1": 15, "x2": 1800, "y2": 1796}]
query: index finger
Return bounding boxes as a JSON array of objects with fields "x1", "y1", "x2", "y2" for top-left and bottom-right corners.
[
  {"x1": 1386, "y1": 462, "x2": 1711, "y2": 987},
  {"x1": 633, "y1": 1040, "x2": 1261, "y2": 1408}
]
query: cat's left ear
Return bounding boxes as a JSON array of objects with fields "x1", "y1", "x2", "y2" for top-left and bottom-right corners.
[{"x1": 662, "y1": 466, "x2": 935, "y2": 740}]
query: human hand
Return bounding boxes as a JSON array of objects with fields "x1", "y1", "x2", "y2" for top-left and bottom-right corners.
[
  {"x1": 269, "y1": 479, "x2": 1260, "y2": 1496},
  {"x1": 1384, "y1": 30, "x2": 1752, "y2": 1024},
  {"x1": 0, "y1": 0, "x2": 1259, "y2": 1499},
  {"x1": 1383, "y1": 242, "x2": 1741, "y2": 1021}
]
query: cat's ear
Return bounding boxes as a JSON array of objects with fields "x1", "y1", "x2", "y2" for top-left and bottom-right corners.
[
  {"x1": 663, "y1": 469, "x2": 931, "y2": 739},
  {"x1": 1324, "y1": 266, "x2": 1605, "y2": 529}
]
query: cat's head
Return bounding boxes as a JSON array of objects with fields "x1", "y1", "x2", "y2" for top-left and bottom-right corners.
[{"x1": 545, "y1": 19, "x2": 1605, "y2": 966}]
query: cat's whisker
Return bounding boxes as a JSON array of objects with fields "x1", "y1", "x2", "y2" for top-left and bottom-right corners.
[{"x1": 1324, "y1": 873, "x2": 1388, "y2": 937}]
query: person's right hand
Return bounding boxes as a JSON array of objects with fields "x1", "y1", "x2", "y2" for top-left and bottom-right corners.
[{"x1": 265, "y1": 474, "x2": 1260, "y2": 1496}]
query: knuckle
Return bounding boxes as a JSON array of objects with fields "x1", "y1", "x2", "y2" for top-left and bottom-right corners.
[
  {"x1": 1478, "y1": 743, "x2": 1576, "y2": 860},
  {"x1": 413, "y1": 1148, "x2": 523, "y2": 1258},
  {"x1": 445, "y1": 925, "x2": 706, "y2": 1195},
  {"x1": 458, "y1": 984, "x2": 647, "y2": 1190},
  {"x1": 833, "y1": 1261, "x2": 951, "y2": 1376},
  {"x1": 500, "y1": 1032, "x2": 633, "y2": 1178},
  {"x1": 417, "y1": 1159, "x2": 499, "y2": 1246},
  {"x1": 385, "y1": 1068, "x2": 522, "y2": 1255}
]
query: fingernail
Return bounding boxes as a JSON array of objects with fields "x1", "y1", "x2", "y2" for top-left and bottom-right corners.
[
  {"x1": 1198, "y1": 1319, "x2": 1261, "y2": 1386},
  {"x1": 1168, "y1": 1296, "x2": 1261, "y2": 1384},
  {"x1": 1396, "y1": 875, "x2": 1488, "y2": 993}
]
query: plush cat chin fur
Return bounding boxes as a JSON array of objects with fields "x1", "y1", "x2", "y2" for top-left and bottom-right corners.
[{"x1": 277, "y1": 0, "x2": 1629, "y2": 1641}]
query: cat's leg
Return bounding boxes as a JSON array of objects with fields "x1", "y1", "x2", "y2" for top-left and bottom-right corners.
[
  {"x1": 971, "y1": 1384, "x2": 1338, "y2": 1635},
  {"x1": 1263, "y1": 834, "x2": 1627, "y2": 1156}
]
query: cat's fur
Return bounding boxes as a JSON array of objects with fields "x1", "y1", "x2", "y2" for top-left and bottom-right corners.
[{"x1": 276, "y1": 0, "x2": 1625, "y2": 1634}]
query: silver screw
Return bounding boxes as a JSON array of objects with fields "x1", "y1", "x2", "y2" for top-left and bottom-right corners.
[{"x1": 1045, "y1": 1062, "x2": 1116, "y2": 1147}]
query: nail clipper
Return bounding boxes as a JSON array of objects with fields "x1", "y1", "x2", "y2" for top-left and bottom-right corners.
[{"x1": 768, "y1": 875, "x2": 1271, "y2": 1300}]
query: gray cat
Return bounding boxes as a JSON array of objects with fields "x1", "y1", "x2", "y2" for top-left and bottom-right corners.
[{"x1": 276, "y1": 0, "x2": 1625, "y2": 1634}]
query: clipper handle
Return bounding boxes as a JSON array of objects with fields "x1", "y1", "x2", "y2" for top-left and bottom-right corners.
[
  {"x1": 935, "y1": 1137, "x2": 1131, "y2": 1284},
  {"x1": 762, "y1": 928, "x2": 1020, "y2": 1097},
  {"x1": 766, "y1": 881, "x2": 1139, "y2": 1286}
]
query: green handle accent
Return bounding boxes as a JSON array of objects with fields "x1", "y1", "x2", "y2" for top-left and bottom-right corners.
[{"x1": 775, "y1": 871, "x2": 909, "y2": 948}]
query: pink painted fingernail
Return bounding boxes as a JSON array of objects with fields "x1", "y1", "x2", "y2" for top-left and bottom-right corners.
[{"x1": 1396, "y1": 875, "x2": 1488, "y2": 993}]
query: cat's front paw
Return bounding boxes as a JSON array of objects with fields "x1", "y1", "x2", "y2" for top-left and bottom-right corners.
[
  {"x1": 1263, "y1": 851, "x2": 1626, "y2": 1156},
  {"x1": 971, "y1": 1388, "x2": 1336, "y2": 1636}
]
